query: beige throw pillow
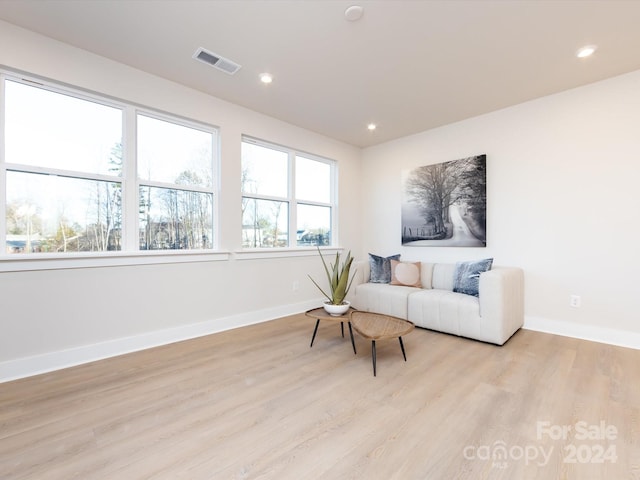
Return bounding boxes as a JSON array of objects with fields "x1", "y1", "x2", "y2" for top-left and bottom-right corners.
[{"x1": 390, "y1": 260, "x2": 422, "y2": 287}]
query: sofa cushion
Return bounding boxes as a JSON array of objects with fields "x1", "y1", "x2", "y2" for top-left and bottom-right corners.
[
  {"x1": 352, "y1": 282, "x2": 420, "y2": 319},
  {"x1": 453, "y1": 258, "x2": 493, "y2": 297},
  {"x1": 432, "y1": 263, "x2": 456, "y2": 291},
  {"x1": 390, "y1": 260, "x2": 422, "y2": 287},
  {"x1": 419, "y1": 262, "x2": 435, "y2": 289},
  {"x1": 407, "y1": 289, "x2": 482, "y2": 338},
  {"x1": 368, "y1": 253, "x2": 400, "y2": 283}
]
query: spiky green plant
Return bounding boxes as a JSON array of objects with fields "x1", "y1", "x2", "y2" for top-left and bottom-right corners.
[{"x1": 308, "y1": 248, "x2": 356, "y2": 305}]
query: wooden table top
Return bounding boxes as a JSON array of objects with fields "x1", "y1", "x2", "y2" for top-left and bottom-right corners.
[
  {"x1": 350, "y1": 311, "x2": 415, "y2": 340},
  {"x1": 305, "y1": 307, "x2": 355, "y2": 321}
]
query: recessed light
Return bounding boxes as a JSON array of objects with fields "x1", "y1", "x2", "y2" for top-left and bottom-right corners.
[
  {"x1": 576, "y1": 45, "x2": 597, "y2": 58},
  {"x1": 260, "y1": 73, "x2": 273, "y2": 84},
  {"x1": 367, "y1": 123, "x2": 376, "y2": 131}
]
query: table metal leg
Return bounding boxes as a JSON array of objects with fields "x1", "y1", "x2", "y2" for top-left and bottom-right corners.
[
  {"x1": 348, "y1": 322, "x2": 357, "y2": 355},
  {"x1": 340, "y1": 322, "x2": 344, "y2": 338},
  {"x1": 399, "y1": 336, "x2": 407, "y2": 361},
  {"x1": 310, "y1": 319, "x2": 320, "y2": 347},
  {"x1": 372, "y1": 340, "x2": 377, "y2": 377}
]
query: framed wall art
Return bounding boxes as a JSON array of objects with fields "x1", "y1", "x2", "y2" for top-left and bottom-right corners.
[{"x1": 401, "y1": 154, "x2": 486, "y2": 247}]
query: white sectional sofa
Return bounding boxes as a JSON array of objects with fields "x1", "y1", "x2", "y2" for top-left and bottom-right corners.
[{"x1": 347, "y1": 260, "x2": 524, "y2": 345}]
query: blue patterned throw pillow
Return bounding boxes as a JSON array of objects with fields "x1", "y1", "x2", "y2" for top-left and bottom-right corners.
[
  {"x1": 369, "y1": 253, "x2": 401, "y2": 283},
  {"x1": 453, "y1": 258, "x2": 493, "y2": 297}
]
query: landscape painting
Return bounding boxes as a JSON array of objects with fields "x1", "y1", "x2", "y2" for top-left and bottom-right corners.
[{"x1": 401, "y1": 155, "x2": 486, "y2": 247}]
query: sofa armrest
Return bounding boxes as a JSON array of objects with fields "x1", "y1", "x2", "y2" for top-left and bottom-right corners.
[{"x1": 478, "y1": 267, "x2": 525, "y2": 345}]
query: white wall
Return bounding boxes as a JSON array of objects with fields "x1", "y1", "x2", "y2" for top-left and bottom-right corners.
[
  {"x1": 0, "y1": 21, "x2": 363, "y2": 380},
  {"x1": 361, "y1": 69, "x2": 640, "y2": 348}
]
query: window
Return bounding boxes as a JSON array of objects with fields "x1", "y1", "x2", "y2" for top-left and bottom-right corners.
[
  {"x1": 241, "y1": 137, "x2": 335, "y2": 248},
  {"x1": 137, "y1": 114, "x2": 214, "y2": 250},
  {"x1": 1, "y1": 73, "x2": 218, "y2": 255},
  {"x1": 3, "y1": 79, "x2": 124, "y2": 253}
]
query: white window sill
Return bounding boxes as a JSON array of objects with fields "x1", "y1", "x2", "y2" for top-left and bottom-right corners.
[
  {"x1": 0, "y1": 250, "x2": 231, "y2": 272},
  {"x1": 0, "y1": 247, "x2": 348, "y2": 272},
  {"x1": 233, "y1": 247, "x2": 342, "y2": 260}
]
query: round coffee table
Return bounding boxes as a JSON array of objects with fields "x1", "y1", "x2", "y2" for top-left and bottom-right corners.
[
  {"x1": 350, "y1": 311, "x2": 415, "y2": 376},
  {"x1": 304, "y1": 307, "x2": 357, "y2": 354}
]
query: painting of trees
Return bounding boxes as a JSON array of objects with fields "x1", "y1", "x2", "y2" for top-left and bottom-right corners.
[{"x1": 402, "y1": 155, "x2": 486, "y2": 247}]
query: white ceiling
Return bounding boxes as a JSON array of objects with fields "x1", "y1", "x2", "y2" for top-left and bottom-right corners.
[{"x1": 1, "y1": 0, "x2": 639, "y2": 148}]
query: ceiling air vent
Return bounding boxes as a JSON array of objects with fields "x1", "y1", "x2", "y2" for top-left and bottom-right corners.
[{"x1": 193, "y1": 47, "x2": 241, "y2": 75}]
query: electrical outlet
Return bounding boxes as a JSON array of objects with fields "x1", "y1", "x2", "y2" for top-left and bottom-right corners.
[
  {"x1": 570, "y1": 295, "x2": 581, "y2": 308},
  {"x1": 292, "y1": 281, "x2": 300, "y2": 292}
]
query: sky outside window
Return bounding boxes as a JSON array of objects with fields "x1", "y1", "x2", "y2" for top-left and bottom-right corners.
[
  {"x1": 4, "y1": 80, "x2": 122, "y2": 175},
  {"x1": 137, "y1": 114, "x2": 214, "y2": 187}
]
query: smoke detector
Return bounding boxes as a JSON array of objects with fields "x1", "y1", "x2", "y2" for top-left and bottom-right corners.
[
  {"x1": 345, "y1": 5, "x2": 364, "y2": 21},
  {"x1": 193, "y1": 47, "x2": 241, "y2": 75}
]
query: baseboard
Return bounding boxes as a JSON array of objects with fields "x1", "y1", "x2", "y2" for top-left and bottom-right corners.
[
  {"x1": 524, "y1": 316, "x2": 640, "y2": 350},
  {"x1": 0, "y1": 299, "x2": 321, "y2": 383}
]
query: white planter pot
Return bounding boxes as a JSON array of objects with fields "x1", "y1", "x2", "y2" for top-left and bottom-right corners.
[{"x1": 323, "y1": 301, "x2": 350, "y2": 316}]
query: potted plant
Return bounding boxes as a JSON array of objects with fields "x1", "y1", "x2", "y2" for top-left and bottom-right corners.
[{"x1": 308, "y1": 247, "x2": 356, "y2": 316}]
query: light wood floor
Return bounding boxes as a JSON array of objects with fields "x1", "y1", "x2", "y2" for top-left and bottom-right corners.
[{"x1": 1, "y1": 314, "x2": 639, "y2": 479}]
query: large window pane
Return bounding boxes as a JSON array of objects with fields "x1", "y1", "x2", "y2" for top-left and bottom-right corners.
[
  {"x1": 241, "y1": 142, "x2": 288, "y2": 197},
  {"x1": 296, "y1": 156, "x2": 331, "y2": 203},
  {"x1": 6, "y1": 171, "x2": 122, "y2": 253},
  {"x1": 242, "y1": 198, "x2": 288, "y2": 247},
  {"x1": 297, "y1": 204, "x2": 331, "y2": 246},
  {"x1": 4, "y1": 80, "x2": 122, "y2": 176},
  {"x1": 240, "y1": 137, "x2": 335, "y2": 249},
  {"x1": 139, "y1": 186, "x2": 213, "y2": 250},
  {"x1": 2, "y1": 74, "x2": 219, "y2": 256},
  {"x1": 138, "y1": 114, "x2": 213, "y2": 187}
]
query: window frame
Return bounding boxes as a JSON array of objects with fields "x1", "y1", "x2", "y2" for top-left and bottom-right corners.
[
  {"x1": 0, "y1": 70, "x2": 222, "y2": 269},
  {"x1": 241, "y1": 135, "x2": 337, "y2": 250}
]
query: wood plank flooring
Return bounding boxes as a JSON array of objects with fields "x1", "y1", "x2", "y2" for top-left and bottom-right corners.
[{"x1": 1, "y1": 313, "x2": 639, "y2": 479}]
